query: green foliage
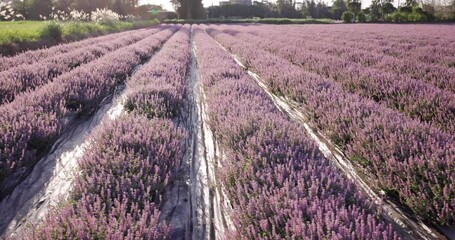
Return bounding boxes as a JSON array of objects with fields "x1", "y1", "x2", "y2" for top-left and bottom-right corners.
[
  {"x1": 386, "y1": 5, "x2": 429, "y2": 22},
  {"x1": 29, "y1": 0, "x2": 53, "y2": 20},
  {"x1": 409, "y1": 11, "x2": 428, "y2": 21},
  {"x1": 342, "y1": 11, "x2": 354, "y2": 22},
  {"x1": 63, "y1": 22, "x2": 105, "y2": 38},
  {"x1": 208, "y1": 4, "x2": 278, "y2": 19},
  {"x1": 367, "y1": 0, "x2": 382, "y2": 20},
  {"x1": 347, "y1": 0, "x2": 361, "y2": 17},
  {"x1": 381, "y1": 2, "x2": 396, "y2": 15},
  {"x1": 277, "y1": 0, "x2": 301, "y2": 18},
  {"x1": 172, "y1": 0, "x2": 205, "y2": 19},
  {"x1": 40, "y1": 21, "x2": 63, "y2": 42},
  {"x1": 404, "y1": 0, "x2": 419, "y2": 7},
  {"x1": 332, "y1": 0, "x2": 348, "y2": 19},
  {"x1": 400, "y1": 5, "x2": 414, "y2": 13},
  {"x1": 356, "y1": 11, "x2": 366, "y2": 22},
  {"x1": 0, "y1": 21, "x2": 42, "y2": 44},
  {"x1": 363, "y1": 0, "x2": 441, "y2": 22},
  {"x1": 10, "y1": 0, "x2": 139, "y2": 20},
  {"x1": 0, "y1": 20, "x2": 158, "y2": 55},
  {"x1": 301, "y1": 0, "x2": 333, "y2": 19},
  {"x1": 350, "y1": 155, "x2": 371, "y2": 167}
]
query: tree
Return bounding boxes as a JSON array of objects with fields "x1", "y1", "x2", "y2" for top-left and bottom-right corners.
[
  {"x1": 207, "y1": 3, "x2": 278, "y2": 18},
  {"x1": 306, "y1": 0, "x2": 317, "y2": 18},
  {"x1": 276, "y1": 0, "x2": 300, "y2": 18},
  {"x1": 404, "y1": 0, "x2": 419, "y2": 7},
  {"x1": 71, "y1": 0, "x2": 123, "y2": 15},
  {"x1": 356, "y1": 10, "x2": 366, "y2": 21},
  {"x1": 171, "y1": 0, "x2": 204, "y2": 19},
  {"x1": 347, "y1": 0, "x2": 361, "y2": 18},
  {"x1": 452, "y1": 0, "x2": 455, "y2": 18},
  {"x1": 381, "y1": 0, "x2": 396, "y2": 15},
  {"x1": 341, "y1": 10, "x2": 353, "y2": 21},
  {"x1": 332, "y1": 0, "x2": 347, "y2": 19},
  {"x1": 12, "y1": 0, "x2": 32, "y2": 19},
  {"x1": 27, "y1": 0, "x2": 53, "y2": 19},
  {"x1": 136, "y1": 4, "x2": 163, "y2": 19},
  {"x1": 253, "y1": 1, "x2": 279, "y2": 18},
  {"x1": 368, "y1": 0, "x2": 382, "y2": 20},
  {"x1": 300, "y1": 1, "x2": 310, "y2": 17},
  {"x1": 317, "y1": 2, "x2": 332, "y2": 18},
  {"x1": 53, "y1": 0, "x2": 75, "y2": 12},
  {"x1": 111, "y1": 0, "x2": 139, "y2": 15},
  {"x1": 422, "y1": 3, "x2": 436, "y2": 18}
]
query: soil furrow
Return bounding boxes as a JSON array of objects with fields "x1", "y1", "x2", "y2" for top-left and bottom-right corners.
[{"x1": 188, "y1": 27, "x2": 233, "y2": 240}]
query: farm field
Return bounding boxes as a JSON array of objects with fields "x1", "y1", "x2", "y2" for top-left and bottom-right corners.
[{"x1": 0, "y1": 23, "x2": 454, "y2": 239}]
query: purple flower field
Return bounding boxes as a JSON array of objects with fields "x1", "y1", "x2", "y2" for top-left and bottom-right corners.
[{"x1": 0, "y1": 24, "x2": 453, "y2": 239}]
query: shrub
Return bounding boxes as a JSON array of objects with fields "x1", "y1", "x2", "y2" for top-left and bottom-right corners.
[
  {"x1": 342, "y1": 11, "x2": 354, "y2": 23},
  {"x1": 409, "y1": 11, "x2": 428, "y2": 21},
  {"x1": 91, "y1": 8, "x2": 120, "y2": 26},
  {"x1": 121, "y1": 14, "x2": 140, "y2": 22},
  {"x1": 390, "y1": 11, "x2": 405, "y2": 22},
  {"x1": 0, "y1": 1, "x2": 24, "y2": 20},
  {"x1": 387, "y1": 9, "x2": 428, "y2": 22},
  {"x1": 69, "y1": 9, "x2": 89, "y2": 21},
  {"x1": 64, "y1": 22, "x2": 105, "y2": 39},
  {"x1": 40, "y1": 21, "x2": 63, "y2": 42},
  {"x1": 356, "y1": 11, "x2": 367, "y2": 22}
]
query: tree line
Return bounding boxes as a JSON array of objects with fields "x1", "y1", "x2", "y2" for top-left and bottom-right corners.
[
  {"x1": 207, "y1": 0, "x2": 455, "y2": 22},
  {"x1": 2, "y1": 0, "x2": 204, "y2": 20},
  {"x1": 2, "y1": 0, "x2": 455, "y2": 21},
  {"x1": 9, "y1": 0, "x2": 138, "y2": 20}
]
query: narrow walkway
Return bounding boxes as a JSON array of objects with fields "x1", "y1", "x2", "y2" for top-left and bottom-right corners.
[{"x1": 188, "y1": 26, "x2": 233, "y2": 240}]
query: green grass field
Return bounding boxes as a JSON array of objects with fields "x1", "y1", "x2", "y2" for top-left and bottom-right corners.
[
  {"x1": 0, "y1": 21, "x2": 44, "y2": 44},
  {"x1": 0, "y1": 20, "x2": 159, "y2": 45}
]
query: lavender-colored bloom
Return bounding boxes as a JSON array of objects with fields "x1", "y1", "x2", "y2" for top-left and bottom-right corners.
[
  {"x1": 25, "y1": 25, "x2": 192, "y2": 239},
  {"x1": 204, "y1": 25, "x2": 455, "y2": 225},
  {"x1": 210, "y1": 24, "x2": 455, "y2": 135},
  {"x1": 0, "y1": 27, "x2": 166, "y2": 104},
  {"x1": 0, "y1": 26, "x2": 179, "y2": 193},
  {"x1": 29, "y1": 117, "x2": 184, "y2": 239},
  {"x1": 0, "y1": 26, "x2": 167, "y2": 71},
  {"x1": 193, "y1": 26, "x2": 399, "y2": 239}
]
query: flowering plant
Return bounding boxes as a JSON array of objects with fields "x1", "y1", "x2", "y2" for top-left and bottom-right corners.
[
  {"x1": 0, "y1": 1, "x2": 24, "y2": 21},
  {"x1": 91, "y1": 8, "x2": 120, "y2": 25}
]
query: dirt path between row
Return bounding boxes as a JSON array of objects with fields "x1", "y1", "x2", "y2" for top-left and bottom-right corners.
[
  {"x1": 189, "y1": 27, "x2": 233, "y2": 240},
  {"x1": 158, "y1": 27, "x2": 233, "y2": 240}
]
